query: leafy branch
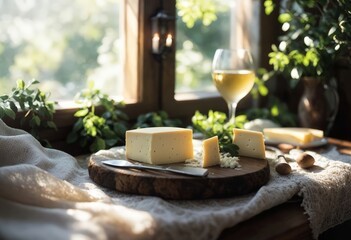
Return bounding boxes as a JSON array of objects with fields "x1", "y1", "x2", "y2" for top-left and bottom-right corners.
[
  {"x1": 245, "y1": 96, "x2": 297, "y2": 127},
  {"x1": 133, "y1": 111, "x2": 182, "y2": 129},
  {"x1": 0, "y1": 79, "x2": 56, "y2": 146},
  {"x1": 191, "y1": 110, "x2": 243, "y2": 156},
  {"x1": 177, "y1": 0, "x2": 228, "y2": 28},
  {"x1": 66, "y1": 81, "x2": 129, "y2": 153},
  {"x1": 263, "y1": 0, "x2": 351, "y2": 85}
]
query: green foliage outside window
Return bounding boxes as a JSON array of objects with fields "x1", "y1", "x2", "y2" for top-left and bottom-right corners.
[
  {"x1": 177, "y1": 0, "x2": 224, "y2": 28},
  {"x1": 0, "y1": 0, "x2": 121, "y2": 99},
  {"x1": 176, "y1": 0, "x2": 230, "y2": 91}
]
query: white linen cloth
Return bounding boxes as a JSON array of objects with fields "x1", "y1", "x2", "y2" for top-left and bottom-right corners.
[{"x1": 1, "y1": 119, "x2": 351, "y2": 240}]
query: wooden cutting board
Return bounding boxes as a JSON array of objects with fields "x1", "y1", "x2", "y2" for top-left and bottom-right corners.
[{"x1": 88, "y1": 155, "x2": 270, "y2": 200}]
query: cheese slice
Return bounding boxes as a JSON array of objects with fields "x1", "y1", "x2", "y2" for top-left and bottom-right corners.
[
  {"x1": 263, "y1": 128, "x2": 324, "y2": 145},
  {"x1": 125, "y1": 127, "x2": 193, "y2": 164},
  {"x1": 202, "y1": 136, "x2": 220, "y2": 167},
  {"x1": 232, "y1": 128, "x2": 266, "y2": 159}
]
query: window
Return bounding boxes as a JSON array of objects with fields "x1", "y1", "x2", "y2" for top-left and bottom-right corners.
[
  {"x1": 1, "y1": 0, "x2": 275, "y2": 152},
  {"x1": 0, "y1": 0, "x2": 125, "y2": 100},
  {"x1": 175, "y1": 0, "x2": 261, "y2": 96},
  {"x1": 161, "y1": 0, "x2": 262, "y2": 119}
]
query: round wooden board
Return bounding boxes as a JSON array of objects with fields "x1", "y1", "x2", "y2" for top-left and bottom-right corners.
[{"x1": 88, "y1": 155, "x2": 270, "y2": 200}]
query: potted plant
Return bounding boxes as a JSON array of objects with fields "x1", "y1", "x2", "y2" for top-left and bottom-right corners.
[{"x1": 264, "y1": 0, "x2": 351, "y2": 132}]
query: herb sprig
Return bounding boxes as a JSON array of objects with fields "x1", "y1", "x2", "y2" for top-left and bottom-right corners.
[{"x1": 191, "y1": 110, "x2": 247, "y2": 156}]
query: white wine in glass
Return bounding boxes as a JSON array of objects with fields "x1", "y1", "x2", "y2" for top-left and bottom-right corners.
[{"x1": 212, "y1": 49, "x2": 255, "y2": 124}]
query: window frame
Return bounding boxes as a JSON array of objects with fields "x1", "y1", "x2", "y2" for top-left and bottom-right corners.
[
  {"x1": 3, "y1": 0, "x2": 281, "y2": 155},
  {"x1": 124, "y1": 0, "x2": 230, "y2": 121},
  {"x1": 160, "y1": 0, "x2": 278, "y2": 121},
  {"x1": 150, "y1": 0, "x2": 229, "y2": 121},
  {"x1": 124, "y1": 0, "x2": 281, "y2": 122}
]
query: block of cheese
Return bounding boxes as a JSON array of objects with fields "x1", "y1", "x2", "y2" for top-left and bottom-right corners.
[
  {"x1": 263, "y1": 128, "x2": 324, "y2": 145},
  {"x1": 232, "y1": 128, "x2": 266, "y2": 159},
  {"x1": 305, "y1": 128, "x2": 324, "y2": 140},
  {"x1": 202, "y1": 136, "x2": 220, "y2": 167},
  {"x1": 125, "y1": 127, "x2": 194, "y2": 164}
]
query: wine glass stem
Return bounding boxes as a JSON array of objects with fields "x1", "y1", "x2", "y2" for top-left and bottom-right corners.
[{"x1": 228, "y1": 102, "x2": 238, "y2": 124}]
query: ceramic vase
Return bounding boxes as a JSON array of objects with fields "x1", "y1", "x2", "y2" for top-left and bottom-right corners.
[{"x1": 298, "y1": 77, "x2": 339, "y2": 134}]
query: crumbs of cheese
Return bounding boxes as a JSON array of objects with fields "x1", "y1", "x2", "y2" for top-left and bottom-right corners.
[
  {"x1": 185, "y1": 152, "x2": 240, "y2": 169},
  {"x1": 220, "y1": 153, "x2": 240, "y2": 168}
]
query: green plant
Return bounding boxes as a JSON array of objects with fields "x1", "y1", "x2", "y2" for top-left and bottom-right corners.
[
  {"x1": 251, "y1": 68, "x2": 270, "y2": 100},
  {"x1": 0, "y1": 1, "x2": 121, "y2": 99},
  {"x1": 264, "y1": 0, "x2": 351, "y2": 87},
  {"x1": 133, "y1": 111, "x2": 182, "y2": 129},
  {"x1": 191, "y1": 110, "x2": 245, "y2": 156},
  {"x1": 0, "y1": 79, "x2": 57, "y2": 146},
  {"x1": 176, "y1": 0, "x2": 227, "y2": 28},
  {"x1": 67, "y1": 81, "x2": 129, "y2": 153},
  {"x1": 245, "y1": 96, "x2": 297, "y2": 127},
  {"x1": 191, "y1": 97, "x2": 297, "y2": 156}
]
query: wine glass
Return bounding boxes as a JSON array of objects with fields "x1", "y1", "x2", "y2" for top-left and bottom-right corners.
[{"x1": 212, "y1": 48, "x2": 255, "y2": 124}]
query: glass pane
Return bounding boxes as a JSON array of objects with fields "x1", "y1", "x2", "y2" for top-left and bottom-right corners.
[
  {"x1": 175, "y1": 0, "x2": 260, "y2": 96},
  {"x1": 0, "y1": 0, "x2": 122, "y2": 100}
]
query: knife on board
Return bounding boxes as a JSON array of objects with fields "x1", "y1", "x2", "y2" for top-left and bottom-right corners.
[{"x1": 102, "y1": 159, "x2": 209, "y2": 177}]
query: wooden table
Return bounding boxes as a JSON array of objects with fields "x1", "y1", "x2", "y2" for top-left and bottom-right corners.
[
  {"x1": 218, "y1": 138, "x2": 351, "y2": 240},
  {"x1": 78, "y1": 137, "x2": 351, "y2": 239}
]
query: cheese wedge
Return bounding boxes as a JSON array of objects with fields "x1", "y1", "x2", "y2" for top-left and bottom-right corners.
[
  {"x1": 233, "y1": 128, "x2": 266, "y2": 159},
  {"x1": 202, "y1": 136, "x2": 220, "y2": 167},
  {"x1": 126, "y1": 127, "x2": 193, "y2": 164},
  {"x1": 263, "y1": 128, "x2": 324, "y2": 145}
]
